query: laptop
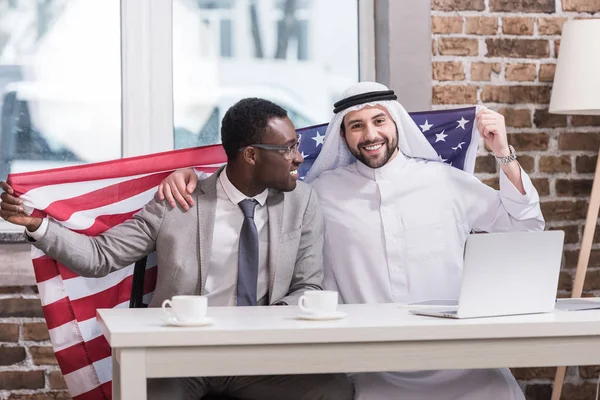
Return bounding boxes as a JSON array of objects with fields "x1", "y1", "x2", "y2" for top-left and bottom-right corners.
[{"x1": 410, "y1": 230, "x2": 564, "y2": 319}]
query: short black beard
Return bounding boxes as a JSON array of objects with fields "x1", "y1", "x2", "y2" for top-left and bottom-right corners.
[{"x1": 349, "y1": 131, "x2": 399, "y2": 169}]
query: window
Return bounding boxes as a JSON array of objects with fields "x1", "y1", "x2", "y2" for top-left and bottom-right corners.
[
  {"x1": 0, "y1": 0, "x2": 122, "y2": 182},
  {"x1": 172, "y1": 0, "x2": 360, "y2": 149}
]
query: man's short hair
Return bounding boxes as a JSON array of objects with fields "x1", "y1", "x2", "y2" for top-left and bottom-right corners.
[{"x1": 221, "y1": 98, "x2": 288, "y2": 161}]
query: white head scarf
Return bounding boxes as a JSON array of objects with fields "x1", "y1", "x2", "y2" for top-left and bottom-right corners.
[{"x1": 304, "y1": 82, "x2": 441, "y2": 183}]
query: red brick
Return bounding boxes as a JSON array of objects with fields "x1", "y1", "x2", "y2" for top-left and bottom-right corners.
[
  {"x1": 0, "y1": 298, "x2": 44, "y2": 318},
  {"x1": 0, "y1": 346, "x2": 26, "y2": 365},
  {"x1": 486, "y1": 39, "x2": 550, "y2": 58},
  {"x1": 564, "y1": 250, "x2": 600, "y2": 269},
  {"x1": 539, "y1": 64, "x2": 556, "y2": 82},
  {"x1": 481, "y1": 86, "x2": 551, "y2": 104},
  {"x1": 49, "y1": 370, "x2": 68, "y2": 390},
  {"x1": 432, "y1": 0, "x2": 485, "y2": 10},
  {"x1": 558, "y1": 132, "x2": 600, "y2": 151},
  {"x1": 0, "y1": 323, "x2": 19, "y2": 342},
  {"x1": 531, "y1": 178, "x2": 550, "y2": 196},
  {"x1": 525, "y1": 383, "x2": 553, "y2": 399},
  {"x1": 549, "y1": 225, "x2": 579, "y2": 244},
  {"x1": 439, "y1": 38, "x2": 479, "y2": 56},
  {"x1": 490, "y1": 0, "x2": 555, "y2": 12},
  {"x1": 576, "y1": 155, "x2": 598, "y2": 173},
  {"x1": 555, "y1": 39, "x2": 561, "y2": 57},
  {"x1": 502, "y1": 17, "x2": 534, "y2": 35},
  {"x1": 537, "y1": 17, "x2": 568, "y2": 35},
  {"x1": 466, "y1": 16, "x2": 498, "y2": 35},
  {"x1": 0, "y1": 370, "x2": 45, "y2": 390},
  {"x1": 432, "y1": 62, "x2": 465, "y2": 81},
  {"x1": 498, "y1": 108, "x2": 531, "y2": 128},
  {"x1": 572, "y1": 115, "x2": 600, "y2": 127},
  {"x1": 583, "y1": 268, "x2": 600, "y2": 291},
  {"x1": 562, "y1": 382, "x2": 600, "y2": 399},
  {"x1": 517, "y1": 155, "x2": 535, "y2": 172},
  {"x1": 534, "y1": 109, "x2": 568, "y2": 128},
  {"x1": 505, "y1": 64, "x2": 536, "y2": 82},
  {"x1": 481, "y1": 178, "x2": 500, "y2": 190},
  {"x1": 432, "y1": 16, "x2": 463, "y2": 34},
  {"x1": 475, "y1": 155, "x2": 497, "y2": 174},
  {"x1": 539, "y1": 155, "x2": 571, "y2": 173},
  {"x1": 8, "y1": 393, "x2": 71, "y2": 400},
  {"x1": 541, "y1": 200, "x2": 588, "y2": 221},
  {"x1": 470, "y1": 62, "x2": 501, "y2": 81},
  {"x1": 23, "y1": 322, "x2": 50, "y2": 341},
  {"x1": 556, "y1": 179, "x2": 593, "y2": 197},
  {"x1": 30, "y1": 346, "x2": 58, "y2": 365},
  {"x1": 0, "y1": 286, "x2": 38, "y2": 294},
  {"x1": 511, "y1": 366, "x2": 556, "y2": 380},
  {"x1": 562, "y1": 0, "x2": 600, "y2": 12},
  {"x1": 558, "y1": 271, "x2": 573, "y2": 291},
  {"x1": 432, "y1": 85, "x2": 478, "y2": 105},
  {"x1": 580, "y1": 365, "x2": 600, "y2": 379},
  {"x1": 508, "y1": 133, "x2": 549, "y2": 151}
]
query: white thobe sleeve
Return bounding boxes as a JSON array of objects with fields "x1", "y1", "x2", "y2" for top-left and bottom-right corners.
[{"x1": 450, "y1": 165, "x2": 545, "y2": 233}]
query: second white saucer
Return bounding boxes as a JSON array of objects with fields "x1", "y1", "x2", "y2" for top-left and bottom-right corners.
[{"x1": 296, "y1": 311, "x2": 347, "y2": 321}]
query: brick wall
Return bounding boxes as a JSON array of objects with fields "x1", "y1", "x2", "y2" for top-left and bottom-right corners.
[
  {"x1": 0, "y1": 286, "x2": 70, "y2": 400},
  {"x1": 432, "y1": 0, "x2": 600, "y2": 398}
]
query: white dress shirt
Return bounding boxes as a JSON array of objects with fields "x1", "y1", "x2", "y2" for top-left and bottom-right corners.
[
  {"x1": 312, "y1": 152, "x2": 543, "y2": 400},
  {"x1": 28, "y1": 168, "x2": 270, "y2": 307}
]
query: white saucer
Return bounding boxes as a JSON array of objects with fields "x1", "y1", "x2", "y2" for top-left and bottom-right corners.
[
  {"x1": 163, "y1": 316, "x2": 214, "y2": 327},
  {"x1": 296, "y1": 311, "x2": 347, "y2": 321}
]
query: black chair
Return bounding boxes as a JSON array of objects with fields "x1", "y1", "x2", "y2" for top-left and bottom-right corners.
[{"x1": 129, "y1": 256, "x2": 149, "y2": 308}]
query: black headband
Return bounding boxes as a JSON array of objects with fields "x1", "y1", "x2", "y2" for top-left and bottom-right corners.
[{"x1": 333, "y1": 90, "x2": 397, "y2": 114}]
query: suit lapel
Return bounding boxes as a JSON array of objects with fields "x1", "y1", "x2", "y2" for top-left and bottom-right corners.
[
  {"x1": 267, "y1": 189, "x2": 284, "y2": 302},
  {"x1": 196, "y1": 168, "x2": 221, "y2": 294}
]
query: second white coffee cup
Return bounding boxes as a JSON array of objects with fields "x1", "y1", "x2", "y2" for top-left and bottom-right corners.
[
  {"x1": 162, "y1": 295, "x2": 207, "y2": 322},
  {"x1": 298, "y1": 290, "x2": 338, "y2": 315}
]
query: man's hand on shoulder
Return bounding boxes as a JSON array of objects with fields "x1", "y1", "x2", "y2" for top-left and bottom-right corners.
[
  {"x1": 0, "y1": 181, "x2": 43, "y2": 231},
  {"x1": 156, "y1": 168, "x2": 198, "y2": 211}
]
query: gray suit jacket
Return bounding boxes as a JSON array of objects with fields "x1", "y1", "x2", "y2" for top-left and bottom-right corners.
[{"x1": 29, "y1": 168, "x2": 324, "y2": 306}]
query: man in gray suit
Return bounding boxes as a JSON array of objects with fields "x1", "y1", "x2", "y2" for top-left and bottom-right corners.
[{"x1": 0, "y1": 98, "x2": 353, "y2": 400}]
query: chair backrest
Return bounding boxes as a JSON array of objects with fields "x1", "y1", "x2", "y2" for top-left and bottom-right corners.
[{"x1": 129, "y1": 256, "x2": 149, "y2": 308}]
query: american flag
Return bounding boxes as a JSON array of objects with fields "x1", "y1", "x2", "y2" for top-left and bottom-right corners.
[{"x1": 7, "y1": 106, "x2": 479, "y2": 400}]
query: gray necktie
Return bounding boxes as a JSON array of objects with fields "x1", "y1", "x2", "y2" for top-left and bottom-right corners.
[{"x1": 237, "y1": 199, "x2": 259, "y2": 306}]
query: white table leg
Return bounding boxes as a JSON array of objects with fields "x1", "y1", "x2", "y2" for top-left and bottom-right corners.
[
  {"x1": 112, "y1": 349, "x2": 121, "y2": 400},
  {"x1": 119, "y1": 348, "x2": 147, "y2": 400}
]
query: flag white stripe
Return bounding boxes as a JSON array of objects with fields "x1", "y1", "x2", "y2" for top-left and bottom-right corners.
[
  {"x1": 21, "y1": 172, "x2": 156, "y2": 209},
  {"x1": 63, "y1": 264, "x2": 135, "y2": 300},
  {"x1": 77, "y1": 317, "x2": 104, "y2": 344},
  {"x1": 61, "y1": 187, "x2": 156, "y2": 230},
  {"x1": 49, "y1": 320, "x2": 82, "y2": 352},
  {"x1": 37, "y1": 275, "x2": 68, "y2": 306},
  {"x1": 94, "y1": 356, "x2": 113, "y2": 385},
  {"x1": 63, "y1": 363, "x2": 102, "y2": 397},
  {"x1": 31, "y1": 246, "x2": 45, "y2": 259}
]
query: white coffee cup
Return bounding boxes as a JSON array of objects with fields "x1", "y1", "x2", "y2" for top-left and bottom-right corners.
[
  {"x1": 162, "y1": 295, "x2": 208, "y2": 322},
  {"x1": 298, "y1": 290, "x2": 338, "y2": 315}
]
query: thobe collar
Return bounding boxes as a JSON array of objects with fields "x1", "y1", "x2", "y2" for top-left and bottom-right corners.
[{"x1": 355, "y1": 148, "x2": 409, "y2": 182}]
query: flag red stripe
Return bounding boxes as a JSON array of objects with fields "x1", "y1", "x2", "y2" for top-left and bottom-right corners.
[
  {"x1": 44, "y1": 172, "x2": 170, "y2": 222},
  {"x1": 70, "y1": 275, "x2": 136, "y2": 322},
  {"x1": 7, "y1": 144, "x2": 226, "y2": 193},
  {"x1": 55, "y1": 336, "x2": 110, "y2": 375},
  {"x1": 59, "y1": 262, "x2": 86, "y2": 280},
  {"x1": 72, "y1": 210, "x2": 140, "y2": 236},
  {"x1": 43, "y1": 297, "x2": 77, "y2": 330},
  {"x1": 33, "y1": 256, "x2": 61, "y2": 283},
  {"x1": 73, "y1": 381, "x2": 111, "y2": 400}
]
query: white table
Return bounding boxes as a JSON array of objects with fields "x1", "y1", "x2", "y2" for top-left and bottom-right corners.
[{"x1": 97, "y1": 304, "x2": 600, "y2": 400}]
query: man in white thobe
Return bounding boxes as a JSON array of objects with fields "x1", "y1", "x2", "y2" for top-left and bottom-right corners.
[
  {"x1": 302, "y1": 82, "x2": 543, "y2": 400},
  {"x1": 155, "y1": 82, "x2": 544, "y2": 400}
]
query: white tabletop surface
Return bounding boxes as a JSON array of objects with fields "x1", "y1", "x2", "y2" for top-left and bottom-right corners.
[{"x1": 96, "y1": 304, "x2": 600, "y2": 348}]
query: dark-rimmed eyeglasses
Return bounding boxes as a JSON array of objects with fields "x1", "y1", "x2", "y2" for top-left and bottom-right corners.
[{"x1": 239, "y1": 135, "x2": 301, "y2": 161}]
